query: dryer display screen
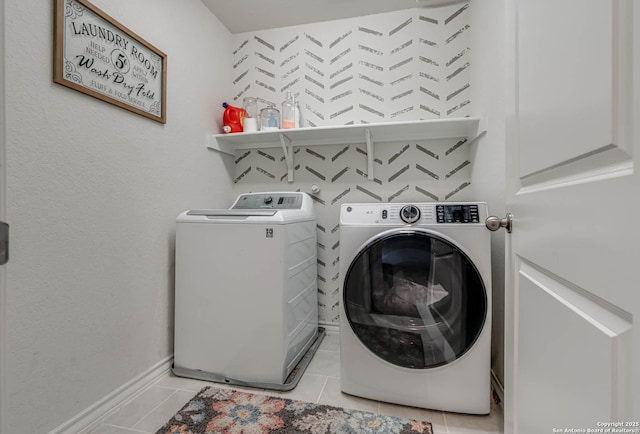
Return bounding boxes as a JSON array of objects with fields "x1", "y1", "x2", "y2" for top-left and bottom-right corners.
[{"x1": 436, "y1": 205, "x2": 479, "y2": 223}]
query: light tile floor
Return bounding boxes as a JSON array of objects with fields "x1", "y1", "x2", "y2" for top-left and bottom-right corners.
[{"x1": 87, "y1": 331, "x2": 503, "y2": 434}]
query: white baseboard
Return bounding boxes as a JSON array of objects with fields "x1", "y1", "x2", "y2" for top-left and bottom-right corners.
[
  {"x1": 318, "y1": 321, "x2": 339, "y2": 334},
  {"x1": 49, "y1": 355, "x2": 173, "y2": 434}
]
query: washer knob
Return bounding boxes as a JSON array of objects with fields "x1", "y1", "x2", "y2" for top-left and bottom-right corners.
[
  {"x1": 400, "y1": 205, "x2": 421, "y2": 224},
  {"x1": 263, "y1": 196, "x2": 273, "y2": 204}
]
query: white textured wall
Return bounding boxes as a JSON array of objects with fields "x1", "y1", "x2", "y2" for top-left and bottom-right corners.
[
  {"x1": 3, "y1": 0, "x2": 232, "y2": 432},
  {"x1": 468, "y1": 0, "x2": 507, "y2": 387}
]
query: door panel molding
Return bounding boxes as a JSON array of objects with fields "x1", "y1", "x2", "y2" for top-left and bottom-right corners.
[
  {"x1": 517, "y1": 0, "x2": 616, "y2": 177},
  {"x1": 519, "y1": 144, "x2": 632, "y2": 191},
  {"x1": 519, "y1": 260, "x2": 631, "y2": 330},
  {"x1": 518, "y1": 262, "x2": 632, "y2": 430}
]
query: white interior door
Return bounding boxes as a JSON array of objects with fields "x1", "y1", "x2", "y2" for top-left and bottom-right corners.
[{"x1": 504, "y1": 0, "x2": 639, "y2": 432}]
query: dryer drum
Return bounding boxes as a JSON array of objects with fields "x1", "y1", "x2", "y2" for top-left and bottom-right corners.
[{"x1": 343, "y1": 230, "x2": 487, "y2": 369}]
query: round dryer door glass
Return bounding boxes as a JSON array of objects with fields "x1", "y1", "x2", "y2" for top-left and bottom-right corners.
[{"x1": 343, "y1": 229, "x2": 487, "y2": 369}]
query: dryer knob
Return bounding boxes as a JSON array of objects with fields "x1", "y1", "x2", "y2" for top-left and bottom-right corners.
[
  {"x1": 263, "y1": 196, "x2": 273, "y2": 204},
  {"x1": 400, "y1": 205, "x2": 421, "y2": 224}
]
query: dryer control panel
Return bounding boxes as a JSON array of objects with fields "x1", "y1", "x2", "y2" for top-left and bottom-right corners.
[
  {"x1": 340, "y1": 202, "x2": 486, "y2": 225},
  {"x1": 436, "y1": 204, "x2": 480, "y2": 223}
]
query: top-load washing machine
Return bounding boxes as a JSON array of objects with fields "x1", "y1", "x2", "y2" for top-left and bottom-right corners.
[
  {"x1": 173, "y1": 192, "x2": 319, "y2": 389},
  {"x1": 339, "y1": 202, "x2": 491, "y2": 414}
]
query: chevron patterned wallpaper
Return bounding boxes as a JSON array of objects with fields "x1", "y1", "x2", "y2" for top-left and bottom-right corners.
[{"x1": 229, "y1": 4, "x2": 474, "y2": 324}]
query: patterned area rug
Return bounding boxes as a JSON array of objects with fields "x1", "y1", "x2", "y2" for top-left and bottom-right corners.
[{"x1": 155, "y1": 386, "x2": 433, "y2": 434}]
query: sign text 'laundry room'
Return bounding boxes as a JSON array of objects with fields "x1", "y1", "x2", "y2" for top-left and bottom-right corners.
[{"x1": 53, "y1": 0, "x2": 167, "y2": 123}]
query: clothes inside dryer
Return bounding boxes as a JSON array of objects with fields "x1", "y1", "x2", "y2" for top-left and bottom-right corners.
[{"x1": 343, "y1": 230, "x2": 487, "y2": 369}]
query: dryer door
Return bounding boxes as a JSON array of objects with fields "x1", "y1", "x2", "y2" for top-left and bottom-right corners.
[{"x1": 343, "y1": 229, "x2": 487, "y2": 369}]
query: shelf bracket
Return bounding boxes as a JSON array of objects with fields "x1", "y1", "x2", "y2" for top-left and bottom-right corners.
[
  {"x1": 280, "y1": 133, "x2": 294, "y2": 183},
  {"x1": 206, "y1": 135, "x2": 235, "y2": 156},
  {"x1": 365, "y1": 128, "x2": 374, "y2": 180},
  {"x1": 467, "y1": 116, "x2": 488, "y2": 146}
]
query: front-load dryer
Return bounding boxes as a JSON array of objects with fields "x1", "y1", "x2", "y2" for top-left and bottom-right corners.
[{"x1": 339, "y1": 202, "x2": 491, "y2": 414}]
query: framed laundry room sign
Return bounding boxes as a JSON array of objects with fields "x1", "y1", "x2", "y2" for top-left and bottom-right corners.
[{"x1": 53, "y1": 0, "x2": 167, "y2": 123}]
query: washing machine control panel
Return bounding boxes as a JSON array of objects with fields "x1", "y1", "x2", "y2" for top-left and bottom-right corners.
[
  {"x1": 436, "y1": 204, "x2": 480, "y2": 223},
  {"x1": 232, "y1": 193, "x2": 303, "y2": 209}
]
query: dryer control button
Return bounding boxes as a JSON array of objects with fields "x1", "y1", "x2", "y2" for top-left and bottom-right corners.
[
  {"x1": 400, "y1": 205, "x2": 421, "y2": 224},
  {"x1": 382, "y1": 209, "x2": 388, "y2": 219}
]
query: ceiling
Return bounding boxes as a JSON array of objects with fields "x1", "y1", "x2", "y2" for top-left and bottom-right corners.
[{"x1": 201, "y1": 0, "x2": 465, "y2": 34}]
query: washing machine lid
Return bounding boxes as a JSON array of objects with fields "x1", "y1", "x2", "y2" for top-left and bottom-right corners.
[
  {"x1": 343, "y1": 228, "x2": 487, "y2": 369},
  {"x1": 177, "y1": 192, "x2": 316, "y2": 224},
  {"x1": 186, "y1": 209, "x2": 277, "y2": 217}
]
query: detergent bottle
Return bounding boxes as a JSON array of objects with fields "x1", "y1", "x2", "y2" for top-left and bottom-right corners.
[{"x1": 222, "y1": 102, "x2": 245, "y2": 133}]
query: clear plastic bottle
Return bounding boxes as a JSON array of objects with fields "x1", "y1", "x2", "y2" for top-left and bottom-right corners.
[
  {"x1": 292, "y1": 94, "x2": 303, "y2": 128},
  {"x1": 281, "y1": 91, "x2": 295, "y2": 129},
  {"x1": 242, "y1": 97, "x2": 258, "y2": 132},
  {"x1": 242, "y1": 96, "x2": 258, "y2": 119}
]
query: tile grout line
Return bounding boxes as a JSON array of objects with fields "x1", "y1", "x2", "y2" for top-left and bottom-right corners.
[
  {"x1": 156, "y1": 382, "x2": 205, "y2": 395},
  {"x1": 84, "y1": 383, "x2": 175, "y2": 434},
  {"x1": 98, "y1": 423, "x2": 152, "y2": 434},
  {"x1": 130, "y1": 388, "x2": 179, "y2": 431},
  {"x1": 315, "y1": 375, "x2": 330, "y2": 404},
  {"x1": 441, "y1": 411, "x2": 451, "y2": 434}
]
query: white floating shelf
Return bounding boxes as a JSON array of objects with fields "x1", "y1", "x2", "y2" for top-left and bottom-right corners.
[{"x1": 207, "y1": 117, "x2": 485, "y2": 182}]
